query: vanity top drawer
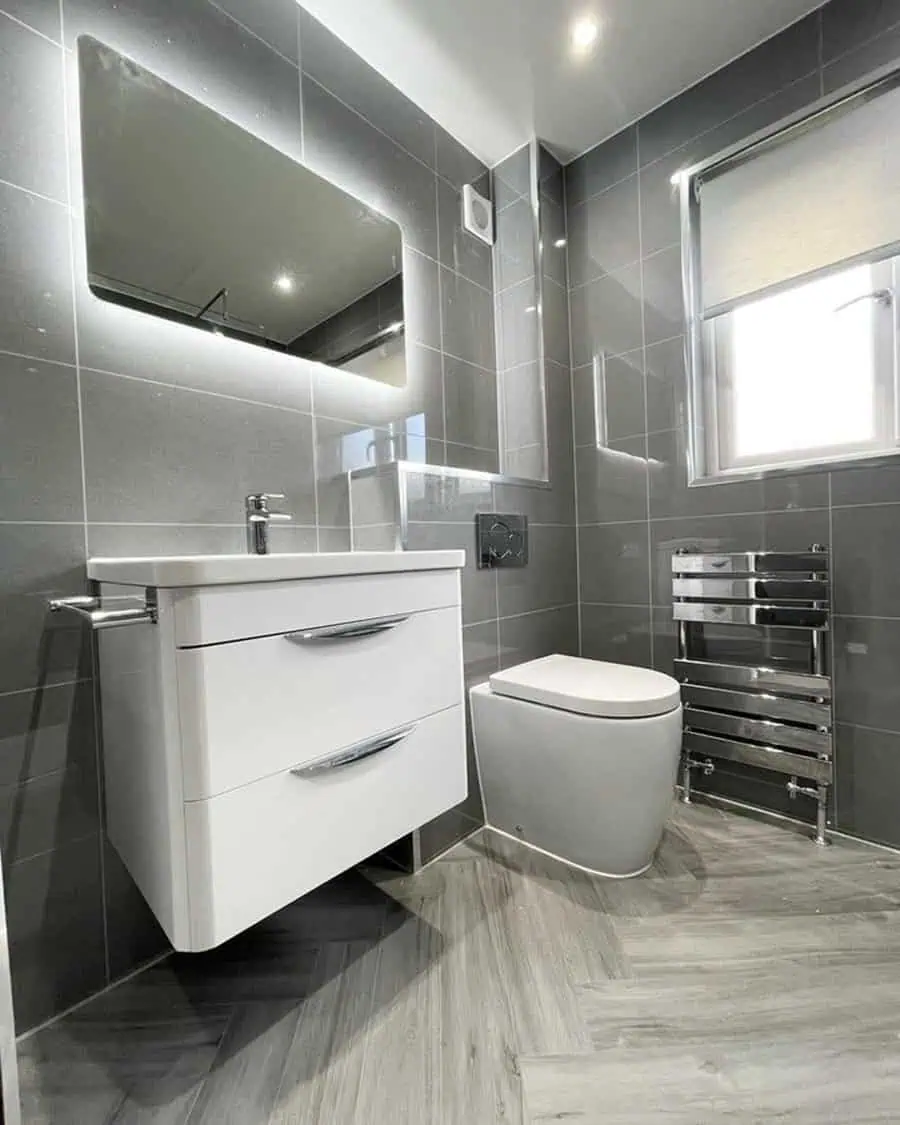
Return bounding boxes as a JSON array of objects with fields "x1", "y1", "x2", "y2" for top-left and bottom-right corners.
[
  {"x1": 172, "y1": 569, "x2": 460, "y2": 647},
  {"x1": 177, "y1": 604, "x2": 464, "y2": 799},
  {"x1": 183, "y1": 703, "x2": 466, "y2": 950}
]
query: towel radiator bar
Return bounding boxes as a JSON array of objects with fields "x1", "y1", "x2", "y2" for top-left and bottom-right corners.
[{"x1": 673, "y1": 546, "x2": 832, "y2": 846}]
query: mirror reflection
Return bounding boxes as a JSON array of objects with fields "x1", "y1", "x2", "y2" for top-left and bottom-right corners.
[{"x1": 78, "y1": 37, "x2": 406, "y2": 386}]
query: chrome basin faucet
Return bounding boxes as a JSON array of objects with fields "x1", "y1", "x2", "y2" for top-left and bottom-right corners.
[{"x1": 245, "y1": 493, "x2": 292, "y2": 555}]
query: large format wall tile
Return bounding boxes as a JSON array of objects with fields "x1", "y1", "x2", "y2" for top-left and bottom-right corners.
[
  {"x1": 1, "y1": 0, "x2": 61, "y2": 40},
  {"x1": 581, "y1": 603, "x2": 653, "y2": 667},
  {"x1": 834, "y1": 723, "x2": 900, "y2": 848},
  {"x1": 0, "y1": 14, "x2": 67, "y2": 201},
  {"x1": 498, "y1": 605, "x2": 578, "y2": 669},
  {"x1": 566, "y1": 174, "x2": 640, "y2": 287}
]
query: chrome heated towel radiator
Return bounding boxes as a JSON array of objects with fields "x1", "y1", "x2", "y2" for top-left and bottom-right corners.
[{"x1": 673, "y1": 547, "x2": 832, "y2": 845}]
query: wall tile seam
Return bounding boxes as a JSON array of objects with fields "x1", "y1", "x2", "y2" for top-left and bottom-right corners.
[
  {"x1": 567, "y1": 244, "x2": 678, "y2": 296},
  {"x1": 0, "y1": 175, "x2": 68, "y2": 210},
  {"x1": 426, "y1": 343, "x2": 495, "y2": 375},
  {"x1": 207, "y1": 0, "x2": 300, "y2": 70},
  {"x1": 571, "y1": 336, "x2": 684, "y2": 365},
  {"x1": 0, "y1": 348, "x2": 75, "y2": 372},
  {"x1": 406, "y1": 520, "x2": 574, "y2": 529},
  {"x1": 832, "y1": 613, "x2": 900, "y2": 622},
  {"x1": 646, "y1": 506, "x2": 832, "y2": 523},
  {"x1": 0, "y1": 7, "x2": 60, "y2": 45},
  {"x1": 634, "y1": 65, "x2": 824, "y2": 171},
  {"x1": 495, "y1": 192, "x2": 531, "y2": 217},
  {"x1": 566, "y1": 170, "x2": 640, "y2": 216},
  {"x1": 834, "y1": 720, "x2": 900, "y2": 739},
  {"x1": 4, "y1": 826, "x2": 101, "y2": 873},
  {"x1": 465, "y1": 603, "x2": 578, "y2": 630},
  {"x1": 830, "y1": 498, "x2": 900, "y2": 512},
  {"x1": 581, "y1": 600, "x2": 652, "y2": 608},
  {"x1": 84, "y1": 520, "x2": 320, "y2": 528},
  {"x1": 820, "y1": 17, "x2": 900, "y2": 70},
  {"x1": 435, "y1": 261, "x2": 495, "y2": 298},
  {"x1": 0, "y1": 678, "x2": 92, "y2": 701},
  {"x1": 494, "y1": 273, "x2": 539, "y2": 299}
]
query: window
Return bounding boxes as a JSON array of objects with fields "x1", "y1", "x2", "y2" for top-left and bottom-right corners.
[{"x1": 683, "y1": 72, "x2": 900, "y2": 480}]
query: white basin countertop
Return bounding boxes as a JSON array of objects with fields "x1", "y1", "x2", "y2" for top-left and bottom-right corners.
[{"x1": 87, "y1": 550, "x2": 466, "y2": 588}]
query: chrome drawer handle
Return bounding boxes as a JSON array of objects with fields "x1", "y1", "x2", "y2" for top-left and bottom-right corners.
[
  {"x1": 291, "y1": 724, "x2": 416, "y2": 776},
  {"x1": 285, "y1": 614, "x2": 409, "y2": 644}
]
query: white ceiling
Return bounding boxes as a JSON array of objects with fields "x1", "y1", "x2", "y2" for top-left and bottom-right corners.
[{"x1": 298, "y1": 0, "x2": 825, "y2": 165}]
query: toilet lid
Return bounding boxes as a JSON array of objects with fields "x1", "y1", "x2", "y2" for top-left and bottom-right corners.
[{"x1": 489, "y1": 654, "x2": 681, "y2": 719}]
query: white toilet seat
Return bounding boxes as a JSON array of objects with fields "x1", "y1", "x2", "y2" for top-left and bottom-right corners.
[{"x1": 489, "y1": 654, "x2": 681, "y2": 719}]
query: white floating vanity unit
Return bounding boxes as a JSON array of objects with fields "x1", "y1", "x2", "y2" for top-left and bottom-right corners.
[{"x1": 84, "y1": 551, "x2": 467, "y2": 952}]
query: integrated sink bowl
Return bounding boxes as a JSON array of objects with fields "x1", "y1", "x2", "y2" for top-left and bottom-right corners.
[{"x1": 86, "y1": 550, "x2": 466, "y2": 588}]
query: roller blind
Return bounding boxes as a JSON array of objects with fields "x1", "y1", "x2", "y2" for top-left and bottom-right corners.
[{"x1": 699, "y1": 83, "x2": 900, "y2": 316}]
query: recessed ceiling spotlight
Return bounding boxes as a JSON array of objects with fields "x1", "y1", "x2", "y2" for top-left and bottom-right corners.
[
  {"x1": 273, "y1": 273, "x2": 295, "y2": 294},
  {"x1": 554, "y1": 237, "x2": 568, "y2": 249},
  {"x1": 571, "y1": 14, "x2": 600, "y2": 54}
]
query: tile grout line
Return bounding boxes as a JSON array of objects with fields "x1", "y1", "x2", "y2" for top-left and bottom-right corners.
[
  {"x1": 434, "y1": 167, "x2": 449, "y2": 466},
  {"x1": 561, "y1": 163, "x2": 584, "y2": 657},
  {"x1": 635, "y1": 125, "x2": 655, "y2": 669}
]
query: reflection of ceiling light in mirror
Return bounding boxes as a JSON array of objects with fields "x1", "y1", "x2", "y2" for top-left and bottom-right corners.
[
  {"x1": 273, "y1": 274, "x2": 295, "y2": 294},
  {"x1": 670, "y1": 170, "x2": 685, "y2": 186},
  {"x1": 570, "y1": 14, "x2": 600, "y2": 54},
  {"x1": 387, "y1": 321, "x2": 404, "y2": 334},
  {"x1": 554, "y1": 238, "x2": 567, "y2": 249}
]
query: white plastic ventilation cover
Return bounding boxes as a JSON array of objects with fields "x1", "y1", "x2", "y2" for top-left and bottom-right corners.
[{"x1": 462, "y1": 184, "x2": 495, "y2": 246}]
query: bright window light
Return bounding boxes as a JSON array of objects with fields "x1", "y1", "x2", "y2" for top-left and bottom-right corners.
[{"x1": 727, "y1": 266, "x2": 879, "y2": 464}]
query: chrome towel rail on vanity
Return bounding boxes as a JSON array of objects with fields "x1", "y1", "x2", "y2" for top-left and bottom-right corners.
[{"x1": 673, "y1": 546, "x2": 832, "y2": 846}]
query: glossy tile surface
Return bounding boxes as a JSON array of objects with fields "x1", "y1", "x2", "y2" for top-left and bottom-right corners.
[{"x1": 20, "y1": 803, "x2": 900, "y2": 1124}]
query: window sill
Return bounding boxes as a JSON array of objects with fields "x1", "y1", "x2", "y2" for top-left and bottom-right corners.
[{"x1": 688, "y1": 446, "x2": 900, "y2": 487}]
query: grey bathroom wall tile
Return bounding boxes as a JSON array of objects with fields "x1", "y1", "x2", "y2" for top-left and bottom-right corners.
[
  {"x1": 435, "y1": 124, "x2": 488, "y2": 191},
  {"x1": 649, "y1": 512, "x2": 764, "y2": 607},
  {"x1": 566, "y1": 175, "x2": 641, "y2": 288},
  {"x1": 6, "y1": 832, "x2": 106, "y2": 1031},
  {"x1": 494, "y1": 364, "x2": 575, "y2": 525},
  {"x1": 569, "y1": 264, "x2": 644, "y2": 367},
  {"x1": 498, "y1": 605, "x2": 578, "y2": 670},
  {"x1": 210, "y1": 0, "x2": 299, "y2": 63},
  {"x1": 0, "y1": 764, "x2": 99, "y2": 866},
  {"x1": 496, "y1": 278, "x2": 539, "y2": 372},
  {"x1": 497, "y1": 525, "x2": 577, "y2": 619},
  {"x1": 694, "y1": 757, "x2": 810, "y2": 823},
  {"x1": 759, "y1": 469, "x2": 830, "y2": 514},
  {"x1": 543, "y1": 210, "x2": 568, "y2": 299},
  {"x1": 87, "y1": 523, "x2": 245, "y2": 558},
  {"x1": 0, "y1": 679, "x2": 95, "y2": 789},
  {"x1": 0, "y1": 524, "x2": 89, "y2": 696},
  {"x1": 504, "y1": 445, "x2": 545, "y2": 478},
  {"x1": 405, "y1": 470, "x2": 494, "y2": 524},
  {"x1": 351, "y1": 524, "x2": 398, "y2": 551},
  {"x1": 102, "y1": 838, "x2": 169, "y2": 982},
  {"x1": 437, "y1": 176, "x2": 493, "y2": 291},
  {"x1": 81, "y1": 371, "x2": 316, "y2": 525},
  {"x1": 823, "y1": 21, "x2": 900, "y2": 90},
  {"x1": 0, "y1": 184, "x2": 74, "y2": 365},
  {"x1": 760, "y1": 507, "x2": 830, "y2": 553},
  {"x1": 299, "y1": 9, "x2": 437, "y2": 169},
  {"x1": 599, "y1": 351, "x2": 647, "y2": 443},
  {"x1": 302, "y1": 75, "x2": 437, "y2": 260},
  {"x1": 647, "y1": 428, "x2": 763, "y2": 519},
  {"x1": 641, "y1": 245, "x2": 684, "y2": 346},
  {"x1": 542, "y1": 277, "x2": 571, "y2": 369},
  {"x1": 834, "y1": 616, "x2": 900, "y2": 731},
  {"x1": 65, "y1": 0, "x2": 304, "y2": 161},
  {"x1": 405, "y1": 522, "x2": 495, "y2": 626},
  {"x1": 1, "y1": 0, "x2": 61, "y2": 40},
  {"x1": 637, "y1": 13, "x2": 820, "y2": 166},
  {"x1": 0, "y1": 16, "x2": 66, "y2": 202},
  {"x1": 834, "y1": 723, "x2": 900, "y2": 848},
  {"x1": 266, "y1": 524, "x2": 319, "y2": 554},
  {"x1": 576, "y1": 437, "x2": 649, "y2": 526},
  {"x1": 405, "y1": 255, "x2": 443, "y2": 354},
  {"x1": 501, "y1": 363, "x2": 544, "y2": 454},
  {"x1": 565, "y1": 126, "x2": 638, "y2": 207},
  {"x1": 821, "y1": 0, "x2": 900, "y2": 63},
  {"x1": 831, "y1": 457, "x2": 900, "y2": 508},
  {"x1": 444, "y1": 356, "x2": 499, "y2": 453},
  {"x1": 644, "y1": 336, "x2": 687, "y2": 435},
  {"x1": 571, "y1": 362, "x2": 599, "y2": 449},
  {"x1": 539, "y1": 144, "x2": 564, "y2": 206},
  {"x1": 445, "y1": 443, "x2": 500, "y2": 474},
  {"x1": 579, "y1": 521, "x2": 650, "y2": 607},
  {"x1": 318, "y1": 526, "x2": 352, "y2": 552},
  {"x1": 493, "y1": 144, "x2": 531, "y2": 210},
  {"x1": 651, "y1": 605, "x2": 678, "y2": 672},
  {"x1": 495, "y1": 196, "x2": 536, "y2": 292},
  {"x1": 0, "y1": 356, "x2": 83, "y2": 523},
  {"x1": 463, "y1": 620, "x2": 500, "y2": 686},
  {"x1": 441, "y1": 267, "x2": 496, "y2": 371},
  {"x1": 638, "y1": 150, "x2": 684, "y2": 258},
  {"x1": 832, "y1": 503, "x2": 900, "y2": 618},
  {"x1": 580, "y1": 603, "x2": 652, "y2": 667}
]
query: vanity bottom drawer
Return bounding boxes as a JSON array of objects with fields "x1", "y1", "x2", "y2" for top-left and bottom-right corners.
[{"x1": 182, "y1": 704, "x2": 467, "y2": 950}]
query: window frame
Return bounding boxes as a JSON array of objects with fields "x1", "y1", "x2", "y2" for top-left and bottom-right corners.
[{"x1": 680, "y1": 61, "x2": 900, "y2": 487}]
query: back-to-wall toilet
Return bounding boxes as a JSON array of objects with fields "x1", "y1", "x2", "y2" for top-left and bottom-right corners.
[{"x1": 470, "y1": 654, "x2": 683, "y2": 878}]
